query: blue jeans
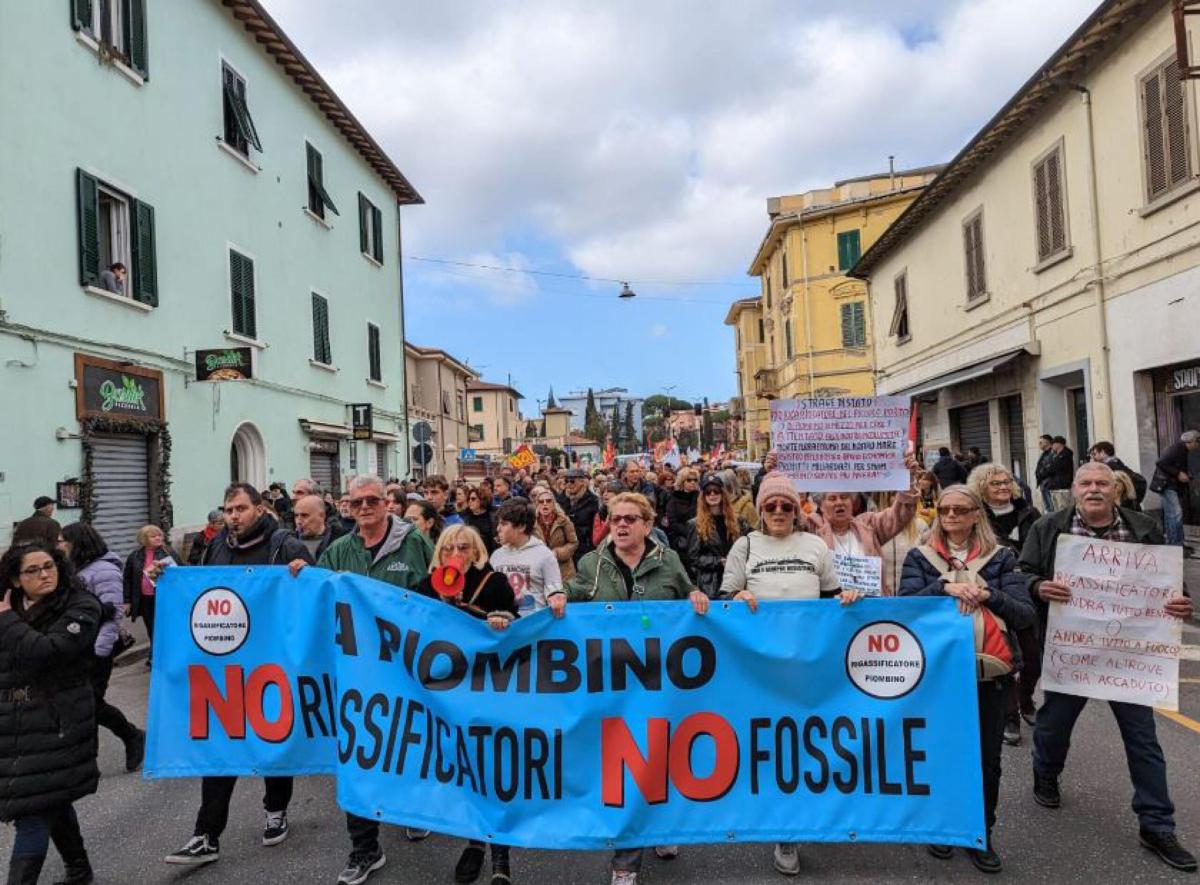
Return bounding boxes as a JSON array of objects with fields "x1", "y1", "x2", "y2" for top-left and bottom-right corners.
[
  {"x1": 1161, "y1": 488, "x2": 1185, "y2": 546},
  {"x1": 11, "y1": 804, "x2": 81, "y2": 859},
  {"x1": 1033, "y1": 691, "x2": 1175, "y2": 831}
]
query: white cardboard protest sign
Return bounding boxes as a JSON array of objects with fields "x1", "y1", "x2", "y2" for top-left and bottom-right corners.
[
  {"x1": 770, "y1": 396, "x2": 910, "y2": 492},
  {"x1": 833, "y1": 552, "x2": 883, "y2": 596},
  {"x1": 1041, "y1": 536, "x2": 1183, "y2": 710}
]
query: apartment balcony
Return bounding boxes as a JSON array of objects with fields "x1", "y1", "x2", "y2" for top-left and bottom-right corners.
[{"x1": 754, "y1": 368, "x2": 780, "y2": 400}]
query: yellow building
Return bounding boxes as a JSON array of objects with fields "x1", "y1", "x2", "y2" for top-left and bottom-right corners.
[
  {"x1": 742, "y1": 168, "x2": 941, "y2": 408},
  {"x1": 723, "y1": 297, "x2": 770, "y2": 458},
  {"x1": 466, "y1": 380, "x2": 524, "y2": 461}
]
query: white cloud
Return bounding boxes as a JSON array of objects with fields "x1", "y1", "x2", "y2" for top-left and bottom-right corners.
[
  {"x1": 264, "y1": 0, "x2": 1098, "y2": 290},
  {"x1": 649, "y1": 324, "x2": 670, "y2": 339}
]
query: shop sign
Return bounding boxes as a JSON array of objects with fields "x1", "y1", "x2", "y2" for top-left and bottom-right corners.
[
  {"x1": 350, "y1": 404, "x2": 373, "y2": 441},
  {"x1": 195, "y1": 347, "x2": 253, "y2": 382},
  {"x1": 75, "y1": 354, "x2": 164, "y2": 422},
  {"x1": 1169, "y1": 364, "x2": 1200, "y2": 394}
]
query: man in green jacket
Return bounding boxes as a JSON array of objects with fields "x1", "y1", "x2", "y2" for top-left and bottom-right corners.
[{"x1": 288, "y1": 474, "x2": 432, "y2": 885}]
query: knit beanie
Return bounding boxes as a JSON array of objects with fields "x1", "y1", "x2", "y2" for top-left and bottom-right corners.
[{"x1": 755, "y1": 471, "x2": 802, "y2": 514}]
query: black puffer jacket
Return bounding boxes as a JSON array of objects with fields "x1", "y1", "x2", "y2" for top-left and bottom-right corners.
[
  {"x1": 0, "y1": 584, "x2": 101, "y2": 820},
  {"x1": 682, "y1": 515, "x2": 750, "y2": 598},
  {"x1": 664, "y1": 489, "x2": 699, "y2": 552}
]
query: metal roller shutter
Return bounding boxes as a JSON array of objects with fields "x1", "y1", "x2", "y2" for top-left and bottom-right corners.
[
  {"x1": 952, "y1": 402, "x2": 992, "y2": 461},
  {"x1": 309, "y1": 451, "x2": 339, "y2": 497},
  {"x1": 1002, "y1": 395, "x2": 1027, "y2": 480},
  {"x1": 91, "y1": 433, "x2": 150, "y2": 556},
  {"x1": 375, "y1": 443, "x2": 388, "y2": 480}
]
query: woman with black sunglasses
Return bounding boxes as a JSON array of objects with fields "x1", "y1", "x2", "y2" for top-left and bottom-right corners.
[{"x1": 0, "y1": 543, "x2": 102, "y2": 884}]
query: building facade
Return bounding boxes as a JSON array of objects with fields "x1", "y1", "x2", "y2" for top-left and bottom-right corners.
[
  {"x1": 0, "y1": 0, "x2": 420, "y2": 550},
  {"x1": 466, "y1": 381, "x2": 524, "y2": 460},
  {"x1": 404, "y1": 343, "x2": 476, "y2": 480},
  {"x1": 853, "y1": 0, "x2": 1200, "y2": 525},
  {"x1": 724, "y1": 297, "x2": 769, "y2": 458},
  {"x1": 559, "y1": 388, "x2": 645, "y2": 442},
  {"x1": 744, "y1": 168, "x2": 941, "y2": 407}
]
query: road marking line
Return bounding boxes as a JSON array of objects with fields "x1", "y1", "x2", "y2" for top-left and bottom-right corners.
[{"x1": 1157, "y1": 708, "x2": 1200, "y2": 735}]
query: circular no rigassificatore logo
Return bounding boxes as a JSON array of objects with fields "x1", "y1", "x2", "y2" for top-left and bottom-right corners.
[
  {"x1": 845, "y1": 620, "x2": 925, "y2": 700},
  {"x1": 190, "y1": 587, "x2": 251, "y2": 656}
]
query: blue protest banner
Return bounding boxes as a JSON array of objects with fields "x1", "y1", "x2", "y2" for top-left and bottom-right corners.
[{"x1": 146, "y1": 566, "x2": 986, "y2": 851}]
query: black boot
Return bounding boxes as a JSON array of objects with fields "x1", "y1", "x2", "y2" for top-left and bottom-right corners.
[
  {"x1": 490, "y1": 845, "x2": 511, "y2": 884},
  {"x1": 52, "y1": 854, "x2": 93, "y2": 885},
  {"x1": 6, "y1": 854, "x2": 46, "y2": 885}
]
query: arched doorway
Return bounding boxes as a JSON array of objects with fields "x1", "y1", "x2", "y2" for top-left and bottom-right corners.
[{"x1": 230, "y1": 422, "x2": 267, "y2": 489}]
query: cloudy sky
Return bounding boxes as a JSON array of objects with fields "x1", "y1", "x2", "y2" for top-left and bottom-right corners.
[{"x1": 264, "y1": 0, "x2": 1098, "y2": 413}]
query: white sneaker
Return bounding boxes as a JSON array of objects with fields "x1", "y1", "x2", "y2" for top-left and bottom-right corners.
[
  {"x1": 773, "y1": 842, "x2": 800, "y2": 876},
  {"x1": 654, "y1": 844, "x2": 680, "y2": 860},
  {"x1": 611, "y1": 872, "x2": 638, "y2": 885},
  {"x1": 404, "y1": 827, "x2": 430, "y2": 841}
]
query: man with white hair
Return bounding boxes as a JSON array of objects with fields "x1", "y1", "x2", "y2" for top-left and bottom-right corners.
[
  {"x1": 1154, "y1": 429, "x2": 1199, "y2": 547},
  {"x1": 1018, "y1": 461, "x2": 1195, "y2": 871},
  {"x1": 289, "y1": 474, "x2": 432, "y2": 885}
]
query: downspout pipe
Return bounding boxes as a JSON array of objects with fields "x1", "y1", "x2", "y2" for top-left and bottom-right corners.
[
  {"x1": 1075, "y1": 84, "x2": 1114, "y2": 441},
  {"x1": 801, "y1": 226, "x2": 815, "y2": 394}
]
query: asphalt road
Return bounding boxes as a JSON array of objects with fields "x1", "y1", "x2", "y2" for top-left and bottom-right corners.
[{"x1": 3, "y1": 617, "x2": 1200, "y2": 885}]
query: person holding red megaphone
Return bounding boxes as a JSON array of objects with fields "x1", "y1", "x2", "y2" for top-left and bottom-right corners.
[{"x1": 416, "y1": 524, "x2": 518, "y2": 883}]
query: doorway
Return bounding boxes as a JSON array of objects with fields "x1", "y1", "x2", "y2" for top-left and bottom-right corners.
[{"x1": 230, "y1": 422, "x2": 266, "y2": 489}]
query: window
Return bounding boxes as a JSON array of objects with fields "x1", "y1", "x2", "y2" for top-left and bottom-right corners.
[
  {"x1": 889, "y1": 271, "x2": 910, "y2": 341},
  {"x1": 72, "y1": 0, "x2": 148, "y2": 77},
  {"x1": 358, "y1": 193, "x2": 384, "y2": 264},
  {"x1": 1032, "y1": 144, "x2": 1068, "y2": 262},
  {"x1": 76, "y1": 169, "x2": 156, "y2": 305},
  {"x1": 837, "y1": 230, "x2": 862, "y2": 271},
  {"x1": 765, "y1": 273, "x2": 772, "y2": 309},
  {"x1": 962, "y1": 210, "x2": 987, "y2": 301},
  {"x1": 456, "y1": 392, "x2": 466, "y2": 420},
  {"x1": 840, "y1": 301, "x2": 867, "y2": 348},
  {"x1": 221, "y1": 63, "x2": 261, "y2": 157},
  {"x1": 1141, "y1": 55, "x2": 1192, "y2": 202},
  {"x1": 784, "y1": 319, "x2": 794, "y2": 360},
  {"x1": 781, "y1": 250, "x2": 789, "y2": 289},
  {"x1": 757, "y1": 318, "x2": 765, "y2": 343},
  {"x1": 229, "y1": 249, "x2": 256, "y2": 338},
  {"x1": 469, "y1": 424, "x2": 485, "y2": 442},
  {"x1": 306, "y1": 143, "x2": 339, "y2": 220},
  {"x1": 311, "y1": 293, "x2": 331, "y2": 364},
  {"x1": 472, "y1": 396, "x2": 483, "y2": 412},
  {"x1": 367, "y1": 323, "x2": 382, "y2": 382},
  {"x1": 508, "y1": 398, "x2": 514, "y2": 412},
  {"x1": 442, "y1": 390, "x2": 451, "y2": 415}
]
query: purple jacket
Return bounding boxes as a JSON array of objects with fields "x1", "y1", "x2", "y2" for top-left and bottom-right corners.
[{"x1": 78, "y1": 552, "x2": 125, "y2": 657}]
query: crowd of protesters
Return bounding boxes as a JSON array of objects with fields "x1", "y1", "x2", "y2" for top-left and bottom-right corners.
[{"x1": 0, "y1": 433, "x2": 1196, "y2": 883}]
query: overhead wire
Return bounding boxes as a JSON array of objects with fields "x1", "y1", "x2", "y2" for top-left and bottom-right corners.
[{"x1": 405, "y1": 254, "x2": 758, "y2": 290}]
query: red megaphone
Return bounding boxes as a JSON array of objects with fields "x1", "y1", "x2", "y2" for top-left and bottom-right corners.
[{"x1": 431, "y1": 556, "x2": 466, "y2": 598}]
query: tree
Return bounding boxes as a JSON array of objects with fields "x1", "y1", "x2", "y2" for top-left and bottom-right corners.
[
  {"x1": 643, "y1": 415, "x2": 668, "y2": 445},
  {"x1": 583, "y1": 388, "x2": 605, "y2": 443},
  {"x1": 525, "y1": 419, "x2": 540, "y2": 439},
  {"x1": 610, "y1": 402, "x2": 622, "y2": 447},
  {"x1": 546, "y1": 448, "x2": 565, "y2": 469},
  {"x1": 701, "y1": 397, "x2": 714, "y2": 450},
  {"x1": 547, "y1": 386, "x2": 558, "y2": 409},
  {"x1": 623, "y1": 402, "x2": 635, "y2": 452},
  {"x1": 642, "y1": 394, "x2": 692, "y2": 417}
]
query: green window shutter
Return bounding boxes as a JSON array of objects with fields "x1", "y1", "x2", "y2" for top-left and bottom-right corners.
[
  {"x1": 368, "y1": 324, "x2": 381, "y2": 380},
  {"x1": 840, "y1": 302, "x2": 853, "y2": 348},
  {"x1": 358, "y1": 193, "x2": 369, "y2": 254},
  {"x1": 307, "y1": 145, "x2": 339, "y2": 217},
  {"x1": 130, "y1": 199, "x2": 157, "y2": 305},
  {"x1": 852, "y1": 302, "x2": 866, "y2": 347},
  {"x1": 371, "y1": 205, "x2": 384, "y2": 263},
  {"x1": 76, "y1": 169, "x2": 100, "y2": 287},
  {"x1": 127, "y1": 0, "x2": 148, "y2": 77},
  {"x1": 837, "y1": 230, "x2": 861, "y2": 271},
  {"x1": 71, "y1": 0, "x2": 93, "y2": 31},
  {"x1": 242, "y1": 255, "x2": 257, "y2": 339},
  {"x1": 230, "y1": 252, "x2": 256, "y2": 339},
  {"x1": 311, "y1": 293, "x2": 331, "y2": 364}
]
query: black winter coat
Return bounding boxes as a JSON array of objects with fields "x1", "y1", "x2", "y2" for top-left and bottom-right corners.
[
  {"x1": 462, "y1": 510, "x2": 497, "y2": 553},
  {"x1": 983, "y1": 498, "x2": 1038, "y2": 552},
  {"x1": 931, "y1": 455, "x2": 967, "y2": 489},
  {"x1": 560, "y1": 490, "x2": 600, "y2": 563},
  {"x1": 664, "y1": 489, "x2": 699, "y2": 552},
  {"x1": 1017, "y1": 505, "x2": 1166, "y2": 629},
  {"x1": 122, "y1": 542, "x2": 181, "y2": 622},
  {"x1": 682, "y1": 516, "x2": 749, "y2": 598},
  {"x1": 417, "y1": 564, "x2": 518, "y2": 620},
  {"x1": 200, "y1": 514, "x2": 313, "y2": 567},
  {"x1": 898, "y1": 545, "x2": 1035, "y2": 668},
  {"x1": 0, "y1": 585, "x2": 101, "y2": 820}
]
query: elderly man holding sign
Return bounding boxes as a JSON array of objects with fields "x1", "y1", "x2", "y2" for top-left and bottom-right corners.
[{"x1": 1019, "y1": 461, "x2": 1195, "y2": 873}]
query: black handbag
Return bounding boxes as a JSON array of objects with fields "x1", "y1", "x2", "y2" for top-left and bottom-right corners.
[{"x1": 1149, "y1": 468, "x2": 1170, "y2": 495}]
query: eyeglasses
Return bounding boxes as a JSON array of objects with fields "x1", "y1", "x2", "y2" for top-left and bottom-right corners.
[
  {"x1": 349, "y1": 496, "x2": 384, "y2": 510},
  {"x1": 536, "y1": 497, "x2": 555, "y2": 504},
  {"x1": 987, "y1": 480, "x2": 1011, "y2": 488},
  {"x1": 20, "y1": 562, "x2": 57, "y2": 577},
  {"x1": 610, "y1": 514, "x2": 643, "y2": 526},
  {"x1": 447, "y1": 542, "x2": 474, "y2": 553},
  {"x1": 763, "y1": 501, "x2": 795, "y2": 514},
  {"x1": 683, "y1": 478, "x2": 699, "y2": 485},
  {"x1": 704, "y1": 488, "x2": 723, "y2": 495},
  {"x1": 937, "y1": 505, "x2": 978, "y2": 516}
]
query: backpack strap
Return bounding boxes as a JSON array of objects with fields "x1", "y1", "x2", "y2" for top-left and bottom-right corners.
[{"x1": 916, "y1": 544, "x2": 1000, "y2": 585}]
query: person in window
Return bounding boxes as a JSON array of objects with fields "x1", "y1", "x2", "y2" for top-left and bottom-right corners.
[
  {"x1": 899, "y1": 484, "x2": 1034, "y2": 874},
  {"x1": 415, "y1": 525, "x2": 517, "y2": 885},
  {"x1": 97, "y1": 262, "x2": 125, "y2": 295},
  {"x1": 0, "y1": 543, "x2": 102, "y2": 885}
]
